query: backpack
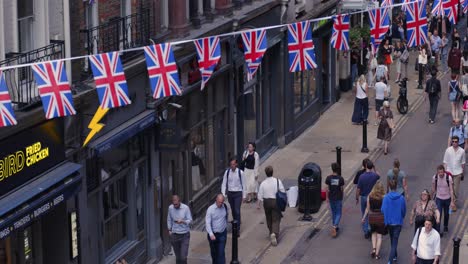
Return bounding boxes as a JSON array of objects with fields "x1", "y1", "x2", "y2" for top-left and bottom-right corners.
[
  {"x1": 434, "y1": 173, "x2": 451, "y2": 196},
  {"x1": 427, "y1": 79, "x2": 438, "y2": 94},
  {"x1": 225, "y1": 168, "x2": 243, "y2": 192},
  {"x1": 400, "y1": 49, "x2": 409, "y2": 63},
  {"x1": 451, "y1": 125, "x2": 465, "y2": 139},
  {"x1": 376, "y1": 65, "x2": 386, "y2": 81}
]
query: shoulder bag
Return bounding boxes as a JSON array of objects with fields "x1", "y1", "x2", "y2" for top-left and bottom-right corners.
[{"x1": 276, "y1": 178, "x2": 287, "y2": 212}]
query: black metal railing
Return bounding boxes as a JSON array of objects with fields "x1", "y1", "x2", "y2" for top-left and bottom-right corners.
[{"x1": 0, "y1": 40, "x2": 65, "y2": 110}]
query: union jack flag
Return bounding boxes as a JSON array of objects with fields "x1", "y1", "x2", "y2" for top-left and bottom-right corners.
[
  {"x1": 143, "y1": 44, "x2": 182, "y2": 99},
  {"x1": 194, "y1": 37, "x2": 221, "y2": 90},
  {"x1": 31, "y1": 61, "x2": 76, "y2": 119},
  {"x1": 0, "y1": 71, "x2": 17, "y2": 127},
  {"x1": 369, "y1": 8, "x2": 390, "y2": 49},
  {"x1": 406, "y1": 0, "x2": 428, "y2": 47},
  {"x1": 381, "y1": 0, "x2": 393, "y2": 7},
  {"x1": 463, "y1": 0, "x2": 468, "y2": 14},
  {"x1": 241, "y1": 29, "x2": 267, "y2": 80},
  {"x1": 443, "y1": 0, "x2": 458, "y2": 24},
  {"x1": 432, "y1": 0, "x2": 444, "y2": 16},
  {"x1": 401, "y1": 0, "x2": 410, "y2": 12},
  {"x1": 287, "y1": 21, "x2": 317, "y2": 72},
  {"x1": 89, "y1": 52, "x2": 131, "y2": 109},
  {"x1": 331, "y1": 14, "x2": 350, "y2": 51}
]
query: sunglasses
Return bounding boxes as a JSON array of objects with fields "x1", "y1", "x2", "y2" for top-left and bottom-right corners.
[{"x1": 452, "y1": 140, "x2": 459, "y2": 143}]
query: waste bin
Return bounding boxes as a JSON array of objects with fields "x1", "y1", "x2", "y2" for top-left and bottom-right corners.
[{"x1": 298, "y1": 163, "x2": 322, "y2": 214}]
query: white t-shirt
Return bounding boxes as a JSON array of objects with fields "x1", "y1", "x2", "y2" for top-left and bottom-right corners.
[
  {"x1": 356, "y1": 82, "x2": 367, "y2": 99},
  {"x1": 375, "y1": 82, "x2": 387, "y2": 100},
  {"x1": 258, "y1": 177, "x2": 285, "y2": 201},
  {"x1": 411, "y1": 228, "x2": 441, "y2": 260},
  {"x1": 443, "y1": 146, "x2": 466, "y2": 175}
]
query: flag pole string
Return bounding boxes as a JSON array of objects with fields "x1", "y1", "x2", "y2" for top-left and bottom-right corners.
[{"x1": 0, "y1": 0, "x2": 420, "y2": 72}]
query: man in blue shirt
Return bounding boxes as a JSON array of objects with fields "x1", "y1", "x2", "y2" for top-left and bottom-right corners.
[
  {"x1": 431, "y1": 30, "x2": 442, "y2": 65},
  {"x1": 382, "y1": 180, "x2": 406, "y2": 264},
  {"x1": 356, "y1": 160, "x2": 380, "y2": 239},
  {"x1": 167, "y1": 195, "x2": 193, "y2": 264},
  {"x1": 206, "y1": 194, "x2": 228, "y2": 264}
]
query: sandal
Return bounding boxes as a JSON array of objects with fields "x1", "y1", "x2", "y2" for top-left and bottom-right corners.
[
  {"x1": 375, "y1": 254, "x2": 381, "y2": 260},
  {"x1": 371, "y1": 249, "x2": 376, "y2": 258}
]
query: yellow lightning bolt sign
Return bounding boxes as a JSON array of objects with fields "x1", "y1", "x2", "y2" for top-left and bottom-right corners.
[{"x1": 83, "y1": 106, "x2": 109, "y2": 147}]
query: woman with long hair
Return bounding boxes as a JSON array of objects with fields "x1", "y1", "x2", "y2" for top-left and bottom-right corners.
[
  {"x1": 386, "y1": 159, "x2": 409, "y2": 199},
  {"x1": 241, "y1": 142, "x2": 260, "y2": 202},
  {"x1": 362, "y1": 181, "x2": 386, "y2": 260},
  {"x1": 381, "y1": 39, "x2": 393, "y2": 80},
  {"x1": 351, "y1": 75, "x2": 369, "y2": 125},
  {"x1": 410, "y1": 189, "x2": 440, "y2": 233}
]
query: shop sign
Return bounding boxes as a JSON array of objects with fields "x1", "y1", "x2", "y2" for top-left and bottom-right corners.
[
  {"x1": 157, "y1": 122, "x2": 181, "y2": 150},
  {"x1": 69, "y1": 211, "x2": 79, "y2": 259},
  {"x1": 0, "y1": 120, "x2": 65, "y2": 196}
]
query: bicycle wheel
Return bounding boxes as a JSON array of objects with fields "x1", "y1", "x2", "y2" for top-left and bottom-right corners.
[{"x1": 397, "y1": 97, "x2": 408, "y2": 114}]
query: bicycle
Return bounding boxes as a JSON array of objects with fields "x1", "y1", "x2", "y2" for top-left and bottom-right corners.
[{"x1": 397, "y1": 78, "x2": 408, "y2": 114}]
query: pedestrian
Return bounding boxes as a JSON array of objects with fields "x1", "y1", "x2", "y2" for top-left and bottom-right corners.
[
  {"x1": 460, "y1": 50, "x2": 468, "y2": 75},
  {"x1": 206, "y1": 194, "x2": 228, "y2": 264},
  {"x1": 352, "y1": 75, "x2": 369, "y2": 125},
  {"x1": 394, "y1": 41, "x2": 404, "y2": 83},
  {"x1": 460, "y1": 66, "x2": 468, "y2": 102},
  {"x1": 447, "y1": 119, "x2": 466, "y2": 149},
  {"x1": 241, "y1": 142, "x2": 260, "y2": 203},
  {"x1": 418, "y1": 45, "x2": 428, "y2": 89},
  {"x1": 425, "y1": 69, "x2": 441, "y2": 124},
  {"x1": 448, "y1": 74, "x2": 462, "y2": 122},
  {"x1": 386, "y1": 159, "x2": 409, "y2": 199},
  {"x1": 361, "y1": 181, "x2": 386, "y2": 260},
  {"x1": 411, "y1": 217, "x2": 441, "y2": 264},
  {"x1": 381, "y1": 39, "x2": 393, "y2": 79},
  {"x1": 381, "y1": 179, "x2": 406, "y2": 264},
  {"x1": 377, "y1": 100, "x2": 394, "y2": 155},
  {"x1": 353, "y1": 158, "x2": 371, "y2": 185},
  {"x1": 167, "y1": 195, "x2": 192, "y2": 264},
  {"x1": 221, "y1": 158, "x2": 246, "y2": 231},
  {"x1": 325, "y1": 162, "x2": 345, "y2": 238},
  {"x1": 410, "y1": 189, "x2": 440, "y2": 233},
  {"x1": 351, "y1": 44, "x2": 359, "y2": 83},
  {"x1": 448, "y1": 44, "x2": 462, "y2": 75},
  {"x1": 400, "y1": 41, "x2": 409, "y2": 80},
  {"x1": 431, "y1": 165, "x2": 455, "y2": 237},
  {"x1": 430, "y1": 29, "x2": 442, "y2": 66},
  {"x1": 257, "y1": 165, "x2": 284, "y2": 246},
  {"x1": 443, "y1": 136, "x2": 465, "y2": 211},
  {"x1": 375, "y1": 57, "x2": 389, "y2": 84},
  {"x1": 356, "y1": 160, "x2": 380, "y2": 239},
  {"x1": 374, "y1": 76, "x2": 388, "y2": 126},
  {"x1": 441, "y1": 33, "x2": 449, "y2": 73},
  {"x1": 452, "y1": 27, "x2": 461, "y2": 50}
]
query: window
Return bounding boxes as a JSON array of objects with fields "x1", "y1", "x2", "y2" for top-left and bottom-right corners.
[
  {"x1": 293, "y1": 70, "x2": 317, "y2": 114},
  {"x1": 190, "y1": 125, "x2": 207, "y2": 193},
  {"x1": 134, "y1": 164, "x2": 146, "y2": 232},
  {"x1": 103, "y1": 175, "x2": 128, "y2": 251},
  {"x1": 17, "y1": 0, "x2": 34, "y2": 52}
]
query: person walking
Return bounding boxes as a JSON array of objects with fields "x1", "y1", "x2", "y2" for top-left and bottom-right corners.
[
  {"x1": 410, "y1": 189, "x2": 440, "y2": 233},
  {"x1": 241, "y1": 142, "x2": 260, "y2": 203},
  {"x1": 448, "y1": 74, "x2": 461, "y2": 122},
  {"x1": 381, "y1": 39, "x2": 393, "y2": 79},
  {"x1": 206, "y1": 194, "x2": 228, "y2": 264},
  {"x1": 394, "y1": 41, "x2": 405, "y2": 83},
  {"x1": 361, "y1": 181, "x2": 386, "y2": 260},
  {"x1": 418, "y1": 45, "x2": 428, "y2": 89},
  {"x1": 441, "y1": 33, "x2": 449, "y2": 73},
  {"x1": 325, "y1": 163, "x2": 345, "y2": 238},
  {"x1": 167, "y1": 195, "x2": 193, "y2": 264},
  {"x1": 221, "y1": 158, "x2": 246, "y2": 231},
  {"x1": 257, "y1": 165, "x2": 285, "y2": 246},
  {"x1": 377, "y1": 101, "x2": 394, "y2": 155},
  {"x1": 460, "y1": 51, "x2": 468, "y2": 76},
  {"x1": 386, "y1": 159, "x2": 409, "y2": 199},
  {"x1": 447, "y1": 119, "x2": 466, "y2": 149},
  {"x1": 425, "y1": 69, "x2": 442, "y2": 124},
  {"x1": 448, "y1": 44, "x2": 462, "y2": 75},
  {"x1": 411, "y1": 217, "x2": 441, "y2": 264},
  {"x1": 431, "y1": 165, "x2": 455, "y2": 237},
  {"x1": 443, "y1": 136, "x2": 464, "y2": 211},
  {"x1": 354, "y1": 158, "x2": 371, "y2": 185},
  {"x1": 374, "y1": 77, "x2": 388, "y2": 126},
  {"x1": 382, "y1": 180, "x2": 406, "y2": 264},
  {"x1": 356, "y1": 160, "x2": 380, "y2": 239},
  {"x1": 430, "y1": 30, "x2": 442, "y2": 66},
  {"x1": 352, "y1": 75, "x2": 369, "y2": 125}
]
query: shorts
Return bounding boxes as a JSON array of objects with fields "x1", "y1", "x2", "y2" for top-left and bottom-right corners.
[{"x1": 375, "y1": 99, "x2": 384, "y2": 111}]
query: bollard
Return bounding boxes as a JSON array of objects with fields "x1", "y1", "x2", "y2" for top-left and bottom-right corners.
[
  {"x1": 231, "y1": 220, "x2": 240, "y2": 264},
  {"x1": 453, "y1": 237, "x2": 461, "y2": 264},
  {"x1": 361, "y1": 120, "x2": 369, "y2": 153},
  {"x1": 336, "y1": 146, "x2": 342, "y2": 168}
]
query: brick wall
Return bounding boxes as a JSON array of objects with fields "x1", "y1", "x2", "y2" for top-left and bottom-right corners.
[{"x1": 98, "y1": 0, "x2": 121, "y2": 23}]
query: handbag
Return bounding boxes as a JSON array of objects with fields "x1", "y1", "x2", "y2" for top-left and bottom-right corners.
[
  {"x1": 368, "y1": 211, "x2": 384, "y2": 225},
  {"x1": 414, "y1": 201, "x2": 429, "y2": 227},
  {"x1": 276, "y1": 178, "x2": 287, "y2": 212}
]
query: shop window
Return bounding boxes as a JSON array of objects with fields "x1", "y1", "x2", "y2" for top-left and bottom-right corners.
[
  {"x1": 293, "y1": 70, "x2": 317, "y2": 114},
  {"x1": 190, "y1": 126, "x2": 207, "y2": 193},
  {"x1": 103, "y1": 175, "x2": 128, "y2": 251},
  {"x1": 134, "y1": 164, "x2": 146, "y2": 232}
]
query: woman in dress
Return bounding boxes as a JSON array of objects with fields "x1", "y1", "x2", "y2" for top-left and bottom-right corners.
[
  {"x1": 377, "y1": 101, "x2": 394, "y2": 155},
  {"x1": 393, "y1": 41, "x2": 405, "y2": 83},
  {"x1": 351, "y1": 75, "x2": 369, "y2": 125},
  {"x1": 381, "y1": 39, "x2": 393, "y2": 80},
  {"x1": 242, "y1": 142, "x2": 260, "y2": 202},
  {"x1": 410, "y1": 189, "x2": 440, "y2": 233},
  {"x1": 362, "y1": 181, "x2": 386, "y2": 260},
  {"x1": 448, "y1": 73, "x2": 461, "y2": 121}
]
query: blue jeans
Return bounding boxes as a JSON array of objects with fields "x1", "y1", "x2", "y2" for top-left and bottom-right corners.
[
  {"x1": 388, "y1": 225, "x2": 402, "y2": 263},
  {"x1": 329, "y1": 200, "x2": 343, "y2": 227},
  {"x1": 436, "y1": 197, "x2": 451, "y2": 229},
  {"x1": 227, "y1": 191, "x2": 243, "y2": 228},
  {"x1": 208, "y1": 230, "x2": 227, "y2": 264},
  {"x1": 360, "y1": 196, "x2": 369, "y2": 234}
]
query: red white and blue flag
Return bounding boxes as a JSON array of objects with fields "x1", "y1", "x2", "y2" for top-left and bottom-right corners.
[
  {"x1": 331, "y1": 14, "x2": 350, "y2": 51},
  {"x1": 89, "y1": 52, "x2": 131, "y2": 109},
  {"x1": 287, "y1": 21, "x2": 317, "y2": 72},
  {"x1": 443, "y1": 0, "x2": 458, "y2": 24},
  {"x1": 31, "y1": 61, "x2": 76, "y2": 119},
  {"x1": 401, "y1": 0, "x2": 410, "y2": 12},
  {"x1": 194, "y1": 37, "x2": 221, "y2": 90},
  {"x1": 0, "y1": 71, "x2": 17, "y2": 127},
  {"x1": 462, "y1": 0, "x2": 468, "y2": 14},
  {"x1": 432, "y1": 0, "x2": 444, "y2": 16},
  {"x1": 406, "y1": 0, "x2": 428, "y2": 47},
  {"x1": 241, "y1": 29, "x2": 267, "y2": 80},
  {"x1": 369, "y1": 8, "x2": 390, "y2": 49},
  {"x1": 143, "y1": 43, "x2": 182, "y2": 99},
  {"x1": 381, "y1": 0, "x2": 393, "y2": 7}
]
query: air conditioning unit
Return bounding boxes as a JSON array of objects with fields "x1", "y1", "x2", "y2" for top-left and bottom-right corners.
[{"x1": 341, "y1": 0, "x2": 367, "y2": 11}]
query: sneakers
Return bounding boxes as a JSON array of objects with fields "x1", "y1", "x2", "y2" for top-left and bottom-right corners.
[
  {"x1": 331, "y1": 227, "x2": 337, "y2": 238},
  {"x1": 270, "y1": 233, "x2": 278, "y2": 246}
]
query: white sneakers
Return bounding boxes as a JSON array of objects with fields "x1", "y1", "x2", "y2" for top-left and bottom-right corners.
[{"x1": 270, "y1": 233, "x2": 278, "y2": 246}]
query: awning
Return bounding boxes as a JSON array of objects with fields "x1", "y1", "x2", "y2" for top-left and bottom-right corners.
[
  {"x1": 88, "y1": 110, "x2": 156, "y2": 156},
  {"x1": 0, "y1": 162, "x2": 82, "y2": 239}
]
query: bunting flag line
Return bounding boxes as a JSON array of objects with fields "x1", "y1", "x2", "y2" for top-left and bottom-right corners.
[
  {"x1": 331, "y1": 14, "x2": 350, "y2": 51},
  {"x1": 369, "y1": 8, "x2": 390, "y2": 49},
  {"x1": 194, "y1": 37, "x2": 221, "y2": 90},
  {"x1": 89, "y1": 52, "x2": 132, "y2": 109},
  {"x1": 287, "y1": 21, "x2": 317, "y2": 72},
  {"x1": 241, "y1": 29, "x2": 267, "y2": 80},
  {"x1": 143, "y1": 43, "x2": 182, "y2": 99},
  {"x1": 432, "y1": 0, "x2": 444, "y2": 16},
  {"x1": 406, "y1": 0, "x2": 428, "y2": 48},
  {"x1": 0, "y1": 71, "x2": 17, "y2": 127},
  {"x1": 464, "y1": 0, "x2": 468, "y2": 14},
  {"x1": 443, "y1": 0, "x2": 458, "y2": 24},
  {"x1": 381, "y1": 0, "x2": 394, "y2": 7},
  {"x1": 401, "y1": 0, "x2": 410, "y2": 12},
  {"x1": 31, "y1": 61, "x2": 76, "y2": 119}
]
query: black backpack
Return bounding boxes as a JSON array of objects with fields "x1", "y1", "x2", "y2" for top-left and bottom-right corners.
[{"x1": 428, "y1": 79, "x2": 438, "y2": 94}]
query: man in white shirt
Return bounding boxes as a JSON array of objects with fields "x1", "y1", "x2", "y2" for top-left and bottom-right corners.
[
  {"x1": 443, "y1": 135, "x2": 465, "y2": 211},
  {"x1": 257, "y1": 166, "x2": 285, "y2": 246},
  {"x1": 221, "y1": 158, "x2": 246, "y2": 231},
  {"x1": 411, "y1": 217, "x2": 440, "y2": 264},
  {"x1": 374, "y1": 77, "x2": 388, "y2": 125}
]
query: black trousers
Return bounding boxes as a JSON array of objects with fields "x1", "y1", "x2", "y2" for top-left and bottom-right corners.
[{"x1": 429, "y1": 95, "x2": 439, "y2": 121}]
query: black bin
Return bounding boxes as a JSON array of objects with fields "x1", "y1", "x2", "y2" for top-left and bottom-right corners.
[{"x1": 298, "y1": 163, "x2": 322, "y2": 214}]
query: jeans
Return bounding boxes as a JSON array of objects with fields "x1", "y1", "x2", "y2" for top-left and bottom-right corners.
[
  {"x1": 436, "y1": 197, "x2": 451, "y2": 229},
  {"x1": 351, "y1": 97, "x2": 369, "y2": 123},
  {"x1": 429, "y1": 95, "x2": 439, "y2": 121},
  {"x1": 227, "y1": 191, "x2": 243, "y2": 228},
  {"x1": 208, "y1": 230, "x2": 227, "y2": 264},
  {"x1": 171, "y1": 233, "x2": 190, "y2": 264},
  {"x1": 388, "y1": 225, "x2": 402, "y2": 263},
  {"x1": 329, "y1": 200, "x2": 343, "y2": 227},
  {"x1": 441, "y1": 52, "x2": 448, "y2": 72},
  {"x1": 360, "y1": 196, "x2": 369, "y2": 234}
]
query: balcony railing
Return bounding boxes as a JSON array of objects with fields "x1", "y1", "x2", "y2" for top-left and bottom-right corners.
[{"x1": 0, "y1": 40, "x2": 65, "y2": 110}]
